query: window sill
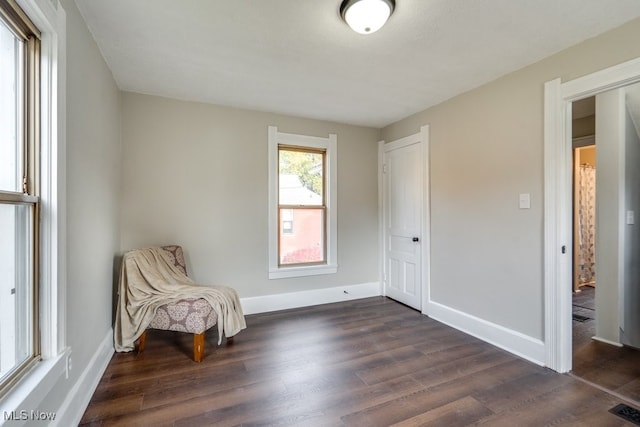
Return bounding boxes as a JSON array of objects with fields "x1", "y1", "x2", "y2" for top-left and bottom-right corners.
[
  {"x1": 269, "y1": 264, "x2": 337, "y2": 279},
  {"x1": 0, "y1": 348, "x2": 70, "y2": 422}
]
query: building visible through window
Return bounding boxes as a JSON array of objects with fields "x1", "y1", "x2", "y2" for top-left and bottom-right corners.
[
  {"x1": 278, "y1": 147, "x2": 325, "y2": 265},
  {"x1": 268, "y1": 126, "x2": 337, "y2": 279}
]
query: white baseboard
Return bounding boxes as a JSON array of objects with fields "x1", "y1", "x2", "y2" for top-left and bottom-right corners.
[
  {"x1": 591, "y1": 336, "x2": 623, "y2": 347},
  {"x1": 427, "y1": 301, "x2": 546, "y2": 366},
  {"x1": 240, "y1": 282, "x2": 381, "y2": 315},
  {"x1": 53, "y1": 328, "x2": 114, "y2": 427},
  {"x1": 241, "y1": 287, "x2": 545, "y2": 367}
]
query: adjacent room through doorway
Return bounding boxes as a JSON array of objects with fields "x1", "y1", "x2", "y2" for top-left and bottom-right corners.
[{"x1": 570, "y1": 89, "x2": 640, "y2": 406}]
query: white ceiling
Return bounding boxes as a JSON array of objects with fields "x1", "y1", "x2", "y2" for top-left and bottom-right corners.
[{"x1": 75, "y1": 0, "x2": 640, "y2": 128}]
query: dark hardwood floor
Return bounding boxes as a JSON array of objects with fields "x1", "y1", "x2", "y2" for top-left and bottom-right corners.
[
  {"x1": 572, "y1": 286, "x2": 640, "y2": 405},
  {"x1": 572, "y1": 285, "x2": 596, "y2": 351},
  {"x1": 81, "y1": 297, "x2": 638, "y2": 426}
]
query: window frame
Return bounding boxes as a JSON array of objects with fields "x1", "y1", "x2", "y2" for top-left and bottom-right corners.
[
  {"x1": 268, "y1": 126, "x2": 337, "y2": 279},
  {"x1": 0, "y1": 0, "x2": 42, "y2": 397},
  {"x1": 0, "y1": 0, "x2": 68, "y2": 412},
  {"x1": 278, "y1": 145, "x2": 326, "y2": 267}
]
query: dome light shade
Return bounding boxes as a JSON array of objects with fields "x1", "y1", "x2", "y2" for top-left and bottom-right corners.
[{"x1": 340, "y1": 0, "x2": 395, "y2": 35}]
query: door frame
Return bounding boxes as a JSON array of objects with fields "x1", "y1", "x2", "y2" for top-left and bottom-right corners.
[
  {"x1": 544, "y1": 57, "x2": 640, "y2": 373},
  {"x1": 379, "y1": 125, "x2": 430, "y2": 314}
]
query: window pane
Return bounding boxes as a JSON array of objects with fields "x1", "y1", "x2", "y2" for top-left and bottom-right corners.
[
  {"x1": 0, "y1": 21, "x2": 23, "y2": 193},
  {"x1": 279, "y1": 149, "x2": 323, "y2": 206},
  {"x1": 279, "y1": 208, "x2": 324, "y2": 265},
  {"x1": 0, "y1": 203, "x2": 34, "y2": 383},
  {"x1": 281, "y1": 208, "x2": 293, "y2": 235}
]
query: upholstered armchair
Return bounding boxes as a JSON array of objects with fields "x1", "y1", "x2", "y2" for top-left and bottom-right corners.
[
  {"x1": 115, "y1": 245, "x2": 245, "y2": 362},
  {"x1": 136, "y1": 246, "x2": 218, "y2": 362}
]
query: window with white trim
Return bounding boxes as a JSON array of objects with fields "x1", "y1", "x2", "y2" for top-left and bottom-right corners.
[
  {"x1": 0, "y1": 0, "x2": 41, "y2": 396},
  {"x1": 268, "y1": 126, "x2": 337, "y2": 279}
]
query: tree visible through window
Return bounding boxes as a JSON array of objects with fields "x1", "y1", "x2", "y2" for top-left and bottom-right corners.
[
  {"x1": 268, "y1": 126, "x2": 337, "y2": 279},
  {"x1": 278, "y1": 147, "x2": 326, "y2": 265}
]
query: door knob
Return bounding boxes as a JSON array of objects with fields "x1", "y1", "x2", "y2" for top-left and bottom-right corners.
[{"x1": 412, "y1": 237, "x2": 419, "y2": 242}]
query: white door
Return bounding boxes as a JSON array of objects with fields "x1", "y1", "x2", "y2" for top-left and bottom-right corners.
[{"x1": 382, "y1": 130, "x2": 426, "y2": 310}]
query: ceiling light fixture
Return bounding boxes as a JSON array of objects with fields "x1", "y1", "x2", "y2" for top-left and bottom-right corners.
[{"x1": 340, "y1": 0, "x2": 395, "y2": 35}]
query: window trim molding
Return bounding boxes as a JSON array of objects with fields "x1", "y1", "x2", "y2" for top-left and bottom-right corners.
[
  {"x1": 17, "y1": 0, "x2": 67, "y2": 362},
  {"x1": 268, "y1": 126, "x2": 337, "y2": 279},
  {"x1": 0, "y1": 0, "x2": 42, "y2": 394},
  {"x1": 0, "y1": 0, "x2": 67, "y2": 411}
]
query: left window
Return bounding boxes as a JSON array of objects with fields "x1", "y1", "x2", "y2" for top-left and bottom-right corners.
[{"x1": 0, "y1": 0, "x2": 41, "y2": 396}]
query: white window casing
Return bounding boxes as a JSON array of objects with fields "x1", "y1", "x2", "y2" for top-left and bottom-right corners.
[
  {"x1": 1, "y1": 0, "x2": 68, "y2": 412},
  {"x1": 268, "y1": 126, "x2": 337, "y2": 279}
]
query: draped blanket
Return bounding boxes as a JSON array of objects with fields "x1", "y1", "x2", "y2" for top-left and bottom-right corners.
[{"x1": 114, "y1": 247, "x2": 246, "y2": 352}]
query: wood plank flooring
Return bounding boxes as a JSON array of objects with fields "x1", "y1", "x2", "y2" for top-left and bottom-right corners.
[
  {"x1": 81, "y1": 297, "x2": 638, "y2": 426},
  {"x1": 572, "y1": 286, "x2": 640, "y2": 405},
  {"x1": 572, "y1": 286, "x2": 596, "y2": 350}
]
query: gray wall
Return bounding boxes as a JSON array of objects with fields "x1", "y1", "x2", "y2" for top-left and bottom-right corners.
[
  {"x1": 37, "y1": 0, "x2": 122, "y2": 420},
  {"x1": 120, "y1": 93, "x2": 380, "y2": 298},
  {"x1": 595, "y1": 89, "x2": 624, "y2": 343},
  {"x1": 381, "y1": 18, "x2": 640, "y2": 341},
  {"x1": 594, "y1": 86, "x2": 640, "y2": 348},
  {"x1": 573, "y1": 115, "x2": 596, "y2": 139},
  {"x1": 64, "y1": 0, "x2": 121, "y2": 362},
  {"x1": 622, "y1": 98, "x2": 640, "y2": 348}
]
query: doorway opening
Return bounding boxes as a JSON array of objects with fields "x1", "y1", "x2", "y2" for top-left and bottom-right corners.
[
  {"x1": 571, "y1": 97, "x2": 596, "y2": 351},
  {"x1": 544, "y1": 56, "x2": 640, "y2": 375},
  {"x1": 567, "y1": 85, "x2": 640, "y2": 406}
]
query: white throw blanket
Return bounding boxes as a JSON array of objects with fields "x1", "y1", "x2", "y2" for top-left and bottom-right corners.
[{"x1": 114, "y1": 247, "x2": 246, "y2": 352}]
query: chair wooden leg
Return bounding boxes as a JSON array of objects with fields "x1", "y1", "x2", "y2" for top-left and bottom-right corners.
[
  {"x1": 137, "y1": 330, "x2": 147, "y2": 354},
  {"x1": 193, "y1": 332, "x2": 205, "y2": 362}
]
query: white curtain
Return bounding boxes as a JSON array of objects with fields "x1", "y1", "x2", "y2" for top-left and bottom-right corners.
[{"x1": 577, "y1": 164, "x2": 596, "y2": 285}]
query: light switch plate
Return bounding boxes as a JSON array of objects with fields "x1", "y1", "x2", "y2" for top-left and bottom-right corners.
[
  {"x1": 627, "y1": 210, "x2": 635, "y2": 225},
  {"x1": 519, "y1": 193, "x2": 531, "y2": 209}
]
